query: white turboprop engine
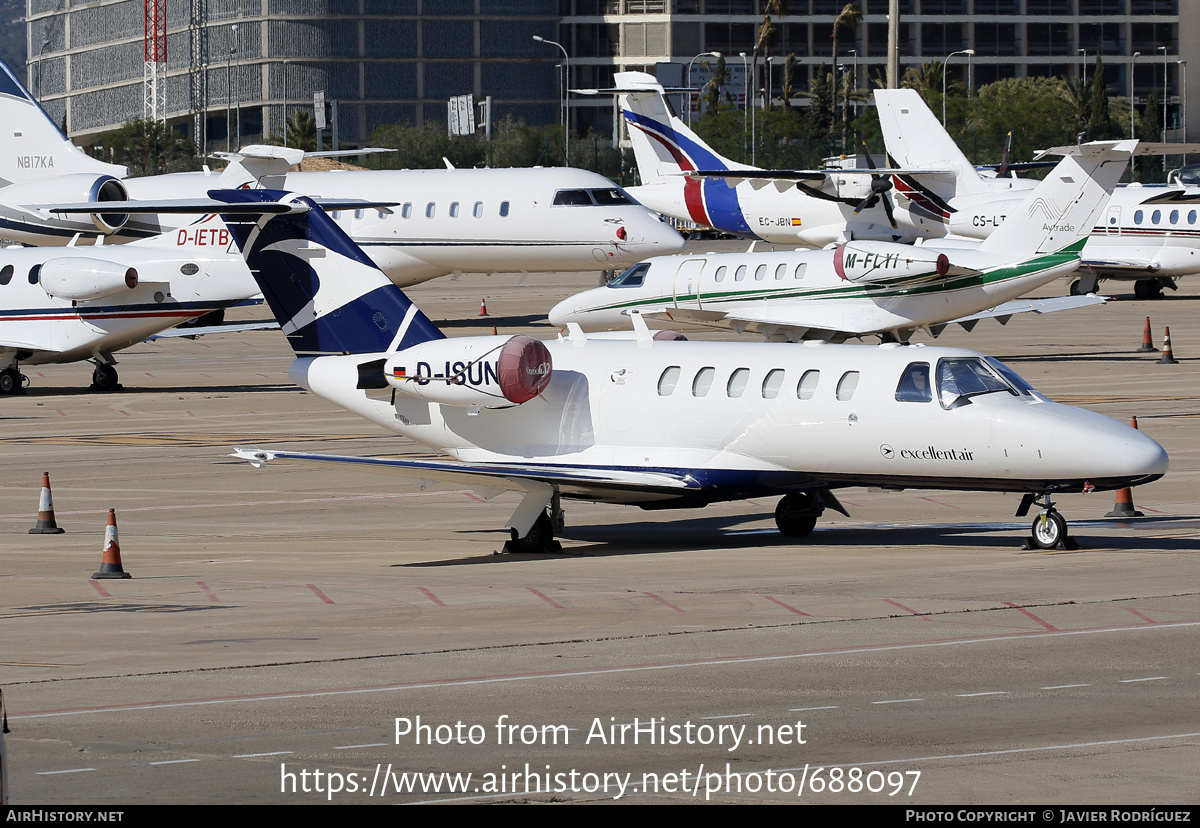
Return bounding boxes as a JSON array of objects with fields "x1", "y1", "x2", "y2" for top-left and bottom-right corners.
[
  {"x1": 39, "y1": 257, "x2": 139, "y2": 301},
  {"x1": 833, "y1": 240, "x2": 951, "y2": 283},
  {"x1": 385, "y1": 335, "x2": 552, "y2": 408}
]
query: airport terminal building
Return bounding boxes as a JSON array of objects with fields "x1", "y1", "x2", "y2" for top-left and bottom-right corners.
[{"x1": 24, "y1": 0, "x2": 1198, "y2": 147}]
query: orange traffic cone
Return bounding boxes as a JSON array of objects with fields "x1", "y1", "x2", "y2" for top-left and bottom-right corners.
[
  {"x1": 29, "y1": 471, "x2": 65, "y2": 534},
  {"x1": 1157, "y1": 327, "x2": 1179, "y2": 364},
  {"x1": 1106, "y1": 417, "x2": 1146, "y2": 517},
  {"x1": 479, "y1": 298, "x2": 488, "y2": 316},
  {"x1": 92, "y1": 509, "x2": 131, "y2": 579},
  {"x1": 492, "y1": 326, "x2": 497, "y2": 335},
  {"x1": 1137, "y1": 317, "x2": 1158, "y2": 353}
]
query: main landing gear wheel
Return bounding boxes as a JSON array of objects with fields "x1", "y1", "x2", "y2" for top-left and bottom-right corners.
[
  {"x1": 0, "y1": 367, "x2": 25, "y2": 395},
  {"x1": 1069, "y1": 279, "x2": 1082, "y2": 296},
  {"x1": 1030, "y1": 510, "x2": 1068, "y2": 550},
  {"x1": 503, "y1": 511, "x2": 563, "y2": 554},
  {"x1": 90, "y1": 363, "x2": 121, "y2": 392},
  {"x1": 775, "y1": 492, "x2": 819, "y2": 537},
  {"x1": 1134, "y1": 279, "x2": 1163, "y2": 300}
]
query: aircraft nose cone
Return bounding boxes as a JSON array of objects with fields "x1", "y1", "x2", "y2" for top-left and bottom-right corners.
[
  {"x1": 1088, "y1": 423, "x2": 1169, "y2": 483},
  {"x1": 548, "y1": 297, "x2": 575, "y2": 327}
]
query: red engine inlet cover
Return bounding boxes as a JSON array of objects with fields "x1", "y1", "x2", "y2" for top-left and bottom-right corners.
[{"x1": 497, "y1": 336, "x2": 553, "y2": 403}]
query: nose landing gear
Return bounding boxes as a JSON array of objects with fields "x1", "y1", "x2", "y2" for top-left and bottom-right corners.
[{"x1": 1019, "y1": 493, "x2": 1079, "y2": 551}]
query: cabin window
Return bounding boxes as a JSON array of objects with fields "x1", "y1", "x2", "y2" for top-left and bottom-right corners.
[
  {"x1": 795, "y1": 263, "x2": 807, "y2": 279},
  {"x1": 936, "y1": 357, "x2": 1016, "y2": 409},
  {"x1": 727, "y1": 367, "x2": 749, "y2": 398},
  {"x1": 754, "y1": 264, "x2": 767, "y2": 281},
  {"x1": 609, "y1": 262, "x2": 650, "y2": 287},
  {"x1": 836, "y1": 371, "x2": 860, "y2": 401},
  {"x1": 0, "y1": 265, "x2": 11, "y2": 286},
  {"x1": 692, "y1": 366, "x2": 715, "y2": 397},
  {"x1": 553, "y1": 189, "x2": 593, "y2": 206},
  {"x1": 895, "y1": 362, "x2": 932, "y2": 402},
  {"x1": 425, "y1": 202, "x2": 436, "y2": 218},
  {"x1": 1190, "y1": 210, "x2": 1197, "y2": 225},
  {"x1": 473, "y1": 201, "x2": 484, "y2": 218},
  {"x1": 1134, "y1": 209, "x2": 1143, "y2": 224},
  {"x1": 734, "y1": 265, "x2": 747, "y2": 281},
  {"x1": 1170, "y1": 210, "x2": 1179, "y2": 225},
  {"x1": 762, "y1": 368, "x2": 785, "y2": 399},
  {"x1": 657, "y1": 366, "x2": 681, "y2": 396},
  {"x1": 775, "y1": 263, "x2": 787, "y2": 280},
  {"x1": 796, "y1": 370, "x2": 819, "y2": 399},
  {"x1": 449, "y1": 202, "x2": 460, "y2": 218},
  {"x1": 714, "y1": 266, "x2": 727, "y2": 282},
  {"x1": 1151, "y1": 210, "x2": 1161, "y2": 224},
  {"x1": 401, "y1": 203, "x2": 412, "y2": 219},
  {"x1": 354, "y1": 209, "x2": 364, "y2": 220},
  {"x1": 591, "y1": 188, "x2": 634, "y2": 205},
  {"x1": 499, "y1": 201, "x2": 510, "y2": 217},
  {"x1": 28, "y1": 265, "x2": 41, "y2": 285}
]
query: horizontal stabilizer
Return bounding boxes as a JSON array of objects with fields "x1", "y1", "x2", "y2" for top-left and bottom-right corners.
[
  {"x1": 947, "y1": 293, "x2": 1108, "y2": 325},
  {"x1": 1036, "y1": 142, "x2": 1200, "y2": 159},
  {"x1": 151, "y1": 320, "x2": 279, "y2": 339}
]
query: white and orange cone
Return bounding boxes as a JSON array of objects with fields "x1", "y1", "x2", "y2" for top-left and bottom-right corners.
[
  {"x1": 479, "y1": 297, "x2": 488, "y2": 316},
  {"x1": 1106, "y1": 417, "x2": 1146, "y2": 518},
  {"x1": 1157, "y1": 327, "x2": 1179, "y2": 364},
  {"x1": 28, "y1": 471, "x2": 65, "y2": 534},
  {"x1": 91, "y1": 509, "x2": 131, "y2": 579}
]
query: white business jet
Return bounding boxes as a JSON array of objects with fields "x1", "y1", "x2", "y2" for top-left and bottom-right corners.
[
  {"x1": 219, "y1": 188, "x2": 1166, "y2": 551},
  {"x1": 874, "y1": 87, "x2": 1200, "y2": 299},
  {"x1": 548, "y1": 141, "x2": 1131, "y2": 342},
  {"x1": 0, "y1": 62, "x2": 683, "y2": 286},
  {"x1": 0, "y1": 211, "x2": 271, "y2": 393}
]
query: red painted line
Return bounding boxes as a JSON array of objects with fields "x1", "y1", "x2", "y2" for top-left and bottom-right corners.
[
  {"x1": 529, "y1": 588, "x2": 565, "y2": 609},
  {"x1": 763, "y1": 595, "x2": 810, "y2": 616},
  {"x1": 305, "y1": 584, "x2": 334, "y2": 604},
  {"x1": 56, "y1": 410, "x2": 65, "y2": 417},
  {"x1": 196, "y1": 581, "x2": 219, "y2": 602},
  {"x1": 840, "y1": 500, "x2": 862, "y2": 508},
  {"x1": 1123, "y1": 607, "x2": 1157, "y2": 624},
  {"x1": 883, "y1": 598, "x2": 933, "y2": 620},
  {"x1": 642, "y1": 591, "x2": 685, "y2": 612},
  {"x1": 185, "y1": 411, "x2": 194, "y2": 418},
  {"x1": 462, "y1": 492, "x2": 485, "y2": 503},
  {"x1": 1003, "y1": 601, "x2": 1058, "y2": 631},
  {"x1": 416, "y1": 587, "x2": 446, "y2": 607},
  {"x1": 88, "y1": 580, "x2": 112, "y2": 598},
  {"x1": 918, "y1": 496, "x2": 959, "y2": 509},
  {"x1": 119, "y1": 410, "x2": 131, "y2": 417},
  {"x1": 33, "y1": 371, "x2": 45, "y2": 377},
  {"x1": 143, "y1": 373, "x2": 155, "y2": 378},
  {"x1": 256, "y1": 373, "x2": 270, "y2": 379},
  {"x1": 745, "y1": 499, "x2": 763, "y2": 507},
  {"x1": 201, "y1": 374, "x2": 214, "y2": 379}
]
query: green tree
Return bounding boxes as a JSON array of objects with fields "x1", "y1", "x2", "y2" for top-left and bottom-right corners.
[
  {"x1": 702, "y1": 55, "x2": 728, "y2": 116},
  {"x1": 750, "y1": 0, "x2": 787, "y2": 107},
  {"x1": 89, "y1": 119, "x2": 199, "y2": 177},
  {"x1": 830, "y1": 2, "x2": 863, "y2": 141},
  {"x1": 965, "y1": 76, "x2": 1076, "y2": 163},
  {"x1": 1087, "y1": 56, "x2": 1117, "y2": 140},
  {"x1": 284, "y1": 109, "x2": 317, "y2": 152}
]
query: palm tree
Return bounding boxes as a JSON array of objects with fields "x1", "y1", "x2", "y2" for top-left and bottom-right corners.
[
  {"x1": 830, "y1": 3, "x2": 863, "y2": 138},
  {"x1": 750, "y1": 0, "x2": 787, "y2": 108}
]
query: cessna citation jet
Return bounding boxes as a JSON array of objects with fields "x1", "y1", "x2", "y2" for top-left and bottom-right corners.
[
  {"x1": 0, "y1": 62, "x2": 682, "y2": 286},
  {"x1": 874, "y1": 87, "x2": 1200, "y2": 299},
  {"x1": 218, "y1": 189, "x2": 1166, "y2": 551},
  {"x1": 549, "y1": 141, "x2": 1131, "y2": 342}
]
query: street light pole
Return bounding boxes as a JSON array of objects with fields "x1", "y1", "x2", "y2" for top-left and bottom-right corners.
[
  {"x1": 740, "y1": 52, "x2": 748, "y2": 162},
  {"x1": 282, "y1": 59, "x2": 290, "y2": 147},
  {"x1": 1078, "y1": 48, "x2": 1087, "y2": 88},
  {"x1": 1160, "y1": 45, "x2": 1168, "y2": 175},
  {"x1": 1130, "y1": 52, "x2": 1140, "y2": 182},
  {"x1": 225, "y1": 26, "x2": 237, "y2": 152},
  {"x1": 942, "y1": 49, "x2": 974, "y2": 127},
  {"x1": 533, "y1": 35, "x2": 569, "y2": 166},
  {"x1": 1180, "y1": 59, "x2": 1188, "y2": 164},
  {"x1": 687, "y1": 51, "x2": 721, "y2": 124}
]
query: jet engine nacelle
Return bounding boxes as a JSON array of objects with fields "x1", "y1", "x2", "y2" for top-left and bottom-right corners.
[
  {"x1": 39, "y1": 257, "x2": 139, "y2": 301},
  {"x1": 385, "y1": 335, "x2": 552, "y2": 408},
  {"x1": 833, "y1": 240, "x2": 950, "y2": 283},
  {"x1": 5, "y1": 173, "x2": 130, "y2": 233}
]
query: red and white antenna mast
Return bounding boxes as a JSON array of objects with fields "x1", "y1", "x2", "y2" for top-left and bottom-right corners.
[{"x1": 144, "y1": 0, "x2": 167, "y2": 123}]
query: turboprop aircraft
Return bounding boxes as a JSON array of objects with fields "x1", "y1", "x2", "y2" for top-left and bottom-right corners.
[
  {"x1": 612, "y1": 71, "x2": 956, "y2": 247},
  {"x1": 874, "y1": 87, "x2": 1200, "y2": 299},
  {"x1": 217, "y1": 188, "x2": 1167, "y2": 552},
  {"x1": 0, "y1": 62, "x2": 683, "y2": 286},
  {"x1": 0, "y1": 210, "x2": 271, "y2": 393},
  {"x1": 549, "y1": 141, "x2": 1131, "y2": 342}
]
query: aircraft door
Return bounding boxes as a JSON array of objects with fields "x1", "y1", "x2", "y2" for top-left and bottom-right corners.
[
  {"x1": 673, "y1": 258, "x2": 706, "y2": 309},
  {"x1": 1105, "y1": 205, "x2": 1122, "y2": 235}
]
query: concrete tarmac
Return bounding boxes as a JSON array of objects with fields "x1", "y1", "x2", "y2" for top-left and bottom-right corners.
[{"x1": 1, "y1": 257, "x2": 1197, "y2": 804}]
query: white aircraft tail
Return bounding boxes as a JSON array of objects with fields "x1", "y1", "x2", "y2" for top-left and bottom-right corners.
[
  {"x1": 0, "y1": 61, "x2": 126, "y2": 187},
  {"x1": 978, "y1": 141, "x2": 1134, "y2": 257},
  {"x1": 873, "y1": 88, "x2": 988, "y2": 200},
  {"x1": 616, "y1": 71, "x2": 753, "y2": 186}
]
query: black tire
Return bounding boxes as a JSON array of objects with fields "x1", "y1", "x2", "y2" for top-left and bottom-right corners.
[
  {"x1": 0, "y1": 369, "x2": 17, "y2": 395},
  {"x1": 1031, "y1": 511, "x2": 1068, "y2": 550},
  {"x1": 775, "y1": 493, "x2": 819, "y2": 537},
  {"x1": 1134, "y1": 279, "x2": 1162, "y2": 300},
  {"x1": 510, "y1": 511, "x2": 554, "y2": 553},
  {"x1": 91, "y1": 364, "x2": 119, "y2": 392},
  {"x1": 1069, "y1": 279, "x2": 1082, "y2": 296}
]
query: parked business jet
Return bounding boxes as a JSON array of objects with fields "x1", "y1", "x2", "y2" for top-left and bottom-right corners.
[
  {"x1": 875, "y1": 87, "x2": 1200, "y2": 299},
  {"x1": 219, "y1": 189, "x2": 1166, "y2": 551},
  {"x1": 549, "y1": 141, "x2": 1131, "y2": 341},
  {"x1": 0, "y1": 62, "x2": 683, "y2": 286}
]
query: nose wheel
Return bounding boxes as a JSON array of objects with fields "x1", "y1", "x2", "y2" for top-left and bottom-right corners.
[{"x1": 1021, "y1": 495, "x2": 1079, "y2": 551}]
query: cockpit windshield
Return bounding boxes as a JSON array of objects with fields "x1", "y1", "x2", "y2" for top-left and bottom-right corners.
[
  {"x1": 552, "y1": 188, "x2": 638, "y2": 206},
  {"x1": 609, "y1": 262, "x2": 650, "y2": 287},
  {"x1": 936, "y1": 357, "x2": 1023, "y2": 409}
]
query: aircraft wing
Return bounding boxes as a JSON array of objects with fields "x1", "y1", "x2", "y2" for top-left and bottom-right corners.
[
  {"x1": 38, "y1": 197, "x2": 398, "y2": 216},
  {"x1": 150, "y1": 320, "x2": 280, "y2": 339},
  {"x1": 229, "y1": 449, "x2": 698, "y2": 503},
  {"x1": 930, "y1": 294, "x2": 1109, "y2": 335},
  {"x1": 1079, "y1": 257, "x2": 1160, "y2": 273}
]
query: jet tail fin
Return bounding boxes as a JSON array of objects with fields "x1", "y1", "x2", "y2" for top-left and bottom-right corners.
[
  {"x1": 210, "y1": 189, "x2": 444, "y2": 356},
  {"x1": 0, "y1": 61, "x2": 127, "y2": 186},
  {"x1": 873, "y1": 87, "x2": 986, "y2": 199},
  {"x1": 978, "y1": 141, "x2": 1134, "y2": 256}
]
